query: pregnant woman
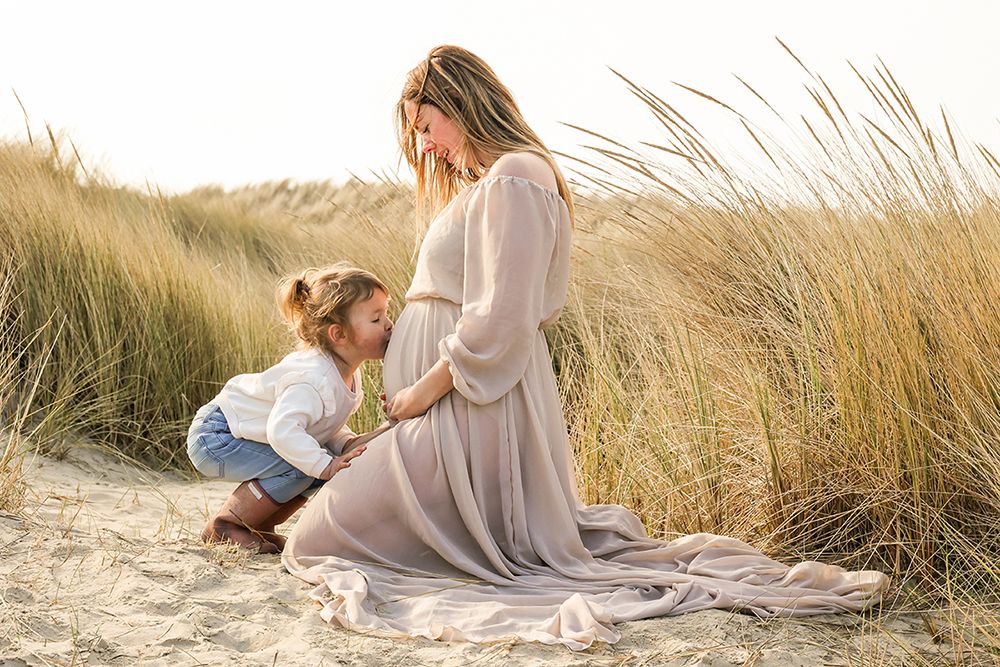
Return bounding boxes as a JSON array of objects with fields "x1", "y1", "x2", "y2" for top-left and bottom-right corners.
[{"x1": 282, "y1": 44, "x2": 888, "y2": 649}]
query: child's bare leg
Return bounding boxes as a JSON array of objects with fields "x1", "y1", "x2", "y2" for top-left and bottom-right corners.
[{"x1": 202, "y1": 480, "x2": 281, "y2": 554}]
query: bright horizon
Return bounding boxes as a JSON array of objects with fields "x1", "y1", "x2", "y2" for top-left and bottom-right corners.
[{"x1": 2, "y1": 0, "x2": 998, "y2": 194}]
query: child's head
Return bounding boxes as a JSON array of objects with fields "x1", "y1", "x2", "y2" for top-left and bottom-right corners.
[{"x1": 276, "y1": 264, "x2": 393, "y2": 364}]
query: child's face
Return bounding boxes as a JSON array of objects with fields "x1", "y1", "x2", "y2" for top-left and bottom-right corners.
[{"x1": 342, "y1": 289, "x2": 393, "y2": 361}]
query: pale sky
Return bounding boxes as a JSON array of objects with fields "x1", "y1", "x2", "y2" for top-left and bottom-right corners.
[{"x1": 1, "y1": 1, "x2": 997, "y2": 193}]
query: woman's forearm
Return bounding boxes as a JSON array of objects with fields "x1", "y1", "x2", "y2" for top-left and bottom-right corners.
[{"x1": 413, "y1": 358, "x2": 455, "y2": 410}]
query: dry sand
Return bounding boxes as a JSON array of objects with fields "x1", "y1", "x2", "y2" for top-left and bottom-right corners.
[{"x1": 0, "y1": 447, "x2": 970, "y2": 666}]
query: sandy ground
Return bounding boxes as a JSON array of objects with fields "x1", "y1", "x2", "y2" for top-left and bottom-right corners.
[{"x1": 0, "y1": 447, "x2": 977, "y2": 666}]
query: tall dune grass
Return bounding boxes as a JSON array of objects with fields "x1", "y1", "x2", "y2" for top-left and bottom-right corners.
[
  {"x1": 0, "y1": 143, "x2": 412, "y2": 466},
  {"x1": 1, "y1": 50, "x2": 998, "y2": 656},
  {"x1": 554, "y1": 50, "x2": 1000, "y2": 653},
  {"x1": 557, "y1": 54, "x2": 1000, "y2": 584}
]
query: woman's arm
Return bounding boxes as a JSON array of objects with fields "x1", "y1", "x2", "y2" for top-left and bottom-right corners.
[{"x1": 384, "y1": 359, "x2": 454, "y2": 422}]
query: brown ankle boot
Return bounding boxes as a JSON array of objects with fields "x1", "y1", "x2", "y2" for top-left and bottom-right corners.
[
  {"x1": 202, "y1": 480, "x2": 282, "y2": 554},
  {"x1": 258, "y1": 494, "x2": 309, "y2": 551}
]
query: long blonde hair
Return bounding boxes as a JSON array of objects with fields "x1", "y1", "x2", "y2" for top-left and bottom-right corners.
[{"x1": 395, "y1": 44, "x2": 575, "y2": 226}]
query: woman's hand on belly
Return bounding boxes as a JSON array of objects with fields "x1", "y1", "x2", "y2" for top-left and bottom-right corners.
[
  {"x1": 385, "y1": 385, "x2": 427, "y2": 422},
  {"x1": 384, "y1": 358, "x2": 455, "y2": 422}
]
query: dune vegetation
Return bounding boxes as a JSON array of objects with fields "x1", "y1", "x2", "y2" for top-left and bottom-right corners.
[{"x1": 2, "y1": 49, "x2": 999, "y2": 661}]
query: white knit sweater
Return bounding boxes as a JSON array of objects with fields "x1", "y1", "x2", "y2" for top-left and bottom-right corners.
[{"x1": 210, "y1": 348, "x2": 363, "y2": 478}]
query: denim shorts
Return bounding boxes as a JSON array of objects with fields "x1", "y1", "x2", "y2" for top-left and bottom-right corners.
[{"x1": 186, "y1": 403, "x2": 325, "y2": 503}]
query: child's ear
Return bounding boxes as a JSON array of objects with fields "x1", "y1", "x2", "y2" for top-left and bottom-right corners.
[{"x1": 326, "y1": 323, "x2": 347, "y2": 345}]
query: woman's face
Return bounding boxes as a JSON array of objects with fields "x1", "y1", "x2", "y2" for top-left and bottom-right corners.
[{"x1": 404, "y1": 100, "x2": 468, "y2": 168}]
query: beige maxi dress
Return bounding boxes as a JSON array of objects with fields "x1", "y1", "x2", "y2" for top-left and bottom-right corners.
[{"x1": 282, "y1": 174, "x2": 889, "y2": 649}]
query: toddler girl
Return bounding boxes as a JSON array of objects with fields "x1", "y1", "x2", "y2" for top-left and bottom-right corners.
[{"x1": 187, "y1": 264, "x2": 394, "y2": 553}]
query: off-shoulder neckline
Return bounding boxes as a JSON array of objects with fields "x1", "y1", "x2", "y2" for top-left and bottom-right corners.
[
  {"x1": 432, "y1": 174, "x2": 567, "y2": 223},
  {"x1": 464, "y1": 174, "x2": 563, "y2": 201}
]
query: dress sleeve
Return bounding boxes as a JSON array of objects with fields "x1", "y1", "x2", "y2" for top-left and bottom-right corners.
[
  {"x1": 438, "y1": 176, "x2": 559, "y2": 405},
  {"x1": 266, "y1": 382, "x2": 334, "y2": 477}
]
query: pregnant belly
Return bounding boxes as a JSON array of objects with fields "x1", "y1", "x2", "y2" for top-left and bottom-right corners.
[{"x1": 382, "y1": 298, "x2": 461, "y2": 399}]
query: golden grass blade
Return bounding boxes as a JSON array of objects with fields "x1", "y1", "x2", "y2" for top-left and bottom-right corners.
[
  {"x1": 941, "y1": 106, "x2": 961, "y2": 164},
  {"x1": 742, "y1": 119, "x2": 782, "y2": 169},
  {"x1": 849, "y1": 60, "x2": 887, "y2": 116},
  {"x1": 68, "y1": 137, "x2": 89, "y2": 180},
  {"x1": 558, "y1": 121, "x2": 639, "y2": 154},
  {"x1": 818, "y1": 74, "x2": 850, "y2": 126},
  {"x1": 976, "y1": 144, "x2": 1000, "y2": 181},
  {"x1": 775, "y1": 36, "x2": 814, "y2": 79},
  {"x1": 45, "y1": 123, "x2": 60, "y2": 165},
  {"x1": 673, "y1": 82, "x2": 745, "y2": 119},
  {"x1": 638, "y1": 141, "x2": 706, "y2": 164},
  {"x1": 860, "y1": 114, "x2": 913, "y2": 160},
  {"x1": 879, "y1": 57, "x2": 924, "y2": 132},
  {"x1": 800, "y1": 116, "x2": 833, "y2": 163},
  {"x1": 733, "y1": 74, "x2": 785, "y2": 121},
  {"x1": 805, "y1": 85, "x2": 843, "y2": 142},
  {"x1": 874, "y1": 62, "x2": 917, "y2": 130},
  {"x1": 11, "y1": 88, "x2": 32, "y2": 147},
  {"x1": 550, "y1": 149, "x2": 617, "y2": 177}
]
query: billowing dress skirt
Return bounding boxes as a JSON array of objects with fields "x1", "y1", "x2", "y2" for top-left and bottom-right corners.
[{"x1": 282, "y1": 175, "x2": 888, "y2": 649}]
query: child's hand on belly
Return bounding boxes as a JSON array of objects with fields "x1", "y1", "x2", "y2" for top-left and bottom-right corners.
[{"x1": 318, "y1": 446, "x2": 367, "y2": 480}]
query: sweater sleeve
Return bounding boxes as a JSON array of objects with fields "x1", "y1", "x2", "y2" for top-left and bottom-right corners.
[
  {"x1": 325, "y1": 424, "x2": 358, "y2": 456},
  {"x1": 266, "y1": 382, "x2": 334, "y2": 477},
  {"x1": 438, "y1": 176, "x2": 559, "y2": 405}
]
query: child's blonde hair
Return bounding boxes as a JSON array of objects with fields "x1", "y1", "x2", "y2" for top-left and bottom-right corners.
[{"x1": 276, "y1": 264, "x2": 388, "y2": 356}]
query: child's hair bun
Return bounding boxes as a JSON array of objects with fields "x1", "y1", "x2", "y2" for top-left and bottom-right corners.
[{"x1": 294, "y1": 278, "x2": 311, "y2": 301}]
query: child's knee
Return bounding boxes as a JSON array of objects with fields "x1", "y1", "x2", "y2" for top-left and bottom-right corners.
[{"x1": 257, "y1": 472, "x2": 317, "y2": 504}]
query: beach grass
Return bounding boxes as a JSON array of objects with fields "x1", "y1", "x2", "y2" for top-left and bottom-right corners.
[{"x1": 1, "y1": 51, "x2": 998, "y2": 661}]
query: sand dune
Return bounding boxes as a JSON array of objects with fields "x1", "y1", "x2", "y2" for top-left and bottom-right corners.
[{"x1": 1, "y1": 449, "x2": 958, "y2": 666}]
